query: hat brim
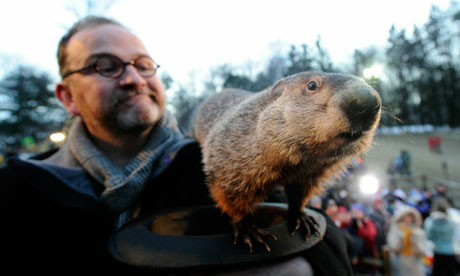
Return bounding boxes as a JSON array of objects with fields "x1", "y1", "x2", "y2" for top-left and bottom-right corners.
[{"x1": 107, "y1": 202, "x2": 326, "y2": 270}]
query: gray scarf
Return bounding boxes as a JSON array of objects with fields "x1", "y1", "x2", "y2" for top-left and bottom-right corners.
[{"x1": 68, "y1": 112, "x2": 183, "y2": 227}]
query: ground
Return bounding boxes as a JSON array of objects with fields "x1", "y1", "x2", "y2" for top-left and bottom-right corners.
[{"x1": 362, "y1": 128, "x2": 460, "y2": 205}]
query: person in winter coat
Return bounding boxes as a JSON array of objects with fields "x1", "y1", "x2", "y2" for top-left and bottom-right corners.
[
  {"x1": 424, "y1": 197, "x2": 457, "y2": 276},
  {"x1": 387, "y1": 205, "x2": 428, "y2": 276},
  {"x1": 346, "y1": 202, "x2": 378, "y2": 274},
  {"x1": 349, "y1": 202, "x2": 377, "y2": 257},
  {"x1": 369, "y1": 197, "x2": 390, "y2": 257}
]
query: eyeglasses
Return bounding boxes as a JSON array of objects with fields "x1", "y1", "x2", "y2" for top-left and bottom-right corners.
[{"x1": 62, "y1": 54, "x2": 160, "y2": 79}]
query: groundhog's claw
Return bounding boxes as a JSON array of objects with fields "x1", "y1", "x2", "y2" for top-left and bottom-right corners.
[
  {"x1": 233, "y1": 219, "x2": 277, "y2": 253},
  {"x1": 288, "y1": 212, "x2": 320, "y2": 240}
]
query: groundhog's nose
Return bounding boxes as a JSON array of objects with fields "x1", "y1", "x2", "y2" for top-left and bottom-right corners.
[{"x1": 340, "y1": 85, "x2": 381, "y2": 132}]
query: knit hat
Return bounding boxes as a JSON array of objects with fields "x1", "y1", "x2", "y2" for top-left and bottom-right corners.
[
  {"x1": 373, "y1": 197, "x2": 383, "y2": 204},
  {"x1": 350, "y1": 202, "x2": 365, "y2": 213}
]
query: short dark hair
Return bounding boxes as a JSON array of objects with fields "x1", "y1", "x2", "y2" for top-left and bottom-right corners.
[
  {"x1": 57, "y1": 16, "x2": 125, "y2": 78},
  {"x1": 431, "y1": 197, "x2": 450, "y2": 213}
]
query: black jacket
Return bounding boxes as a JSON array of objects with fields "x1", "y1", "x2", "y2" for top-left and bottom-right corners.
[{"x1": 0, "y1": 141, "x2": 211, "y2": 273}]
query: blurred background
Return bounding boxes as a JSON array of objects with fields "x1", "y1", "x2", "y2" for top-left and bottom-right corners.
[{"x1": 0, "y1": 0, "x2": 459, "y2": 203}]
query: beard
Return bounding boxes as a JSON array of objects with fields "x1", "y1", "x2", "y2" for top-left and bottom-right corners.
[
  {"x1": 105, "y1": 88, "x2": 165, "y2": 134},
  {"x1": 115, "y1": 103, "x2": 161, "y2": 133}
]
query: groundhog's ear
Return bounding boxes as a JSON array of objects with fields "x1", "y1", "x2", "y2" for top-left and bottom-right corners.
[{"x1": 270, "y1": 78, "x2": 286, "y2": 98}]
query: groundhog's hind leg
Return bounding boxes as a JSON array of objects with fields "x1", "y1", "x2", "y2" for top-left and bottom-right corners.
[
  {"x1": 233, "y1": 214, "x2": 278, "y2": 253},
  {"x1": 285, "y1": 181, "x2": 320, "y2": 240},
  {"x1": 210, "y1": 184, "x2": 277, "y2": 252}
]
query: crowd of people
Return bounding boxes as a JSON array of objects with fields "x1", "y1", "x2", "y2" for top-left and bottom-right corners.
[{"x1": 312, "y1": 181, "x2": 460, "y2": 276}]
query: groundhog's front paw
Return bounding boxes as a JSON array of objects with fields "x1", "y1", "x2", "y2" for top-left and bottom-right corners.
[
  {"x1": 233, "y1": 216, "x2": 278, "y2": 253},
  {"x1": 287, "y1": 211, "x2": 320, "y2": 240}
]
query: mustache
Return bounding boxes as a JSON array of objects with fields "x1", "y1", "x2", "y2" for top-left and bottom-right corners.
[
  {"x1": 127, "y1": 88, "x2": 154, "y2": 97},
  {"x1": 111, "y1": 89, "x2": 157, "y2": 106}
]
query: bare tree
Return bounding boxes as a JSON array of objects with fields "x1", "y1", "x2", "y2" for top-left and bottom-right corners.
[{"x1": 65, "y1": 0, "x2": 121, "y2": 19}]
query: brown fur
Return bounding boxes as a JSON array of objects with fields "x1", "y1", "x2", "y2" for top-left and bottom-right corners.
[{"x1": 193, "y1": 72, "x2": 381, "y2": 224}]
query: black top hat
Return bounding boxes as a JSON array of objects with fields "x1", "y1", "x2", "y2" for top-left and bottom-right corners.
[{"x1": 108, "y1": 202, "x2": 326, "y2": 271}]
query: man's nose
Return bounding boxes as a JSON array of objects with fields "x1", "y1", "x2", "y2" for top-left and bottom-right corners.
[{"x1": 119, "y1": 65, "x2": 147, "y2": 89}]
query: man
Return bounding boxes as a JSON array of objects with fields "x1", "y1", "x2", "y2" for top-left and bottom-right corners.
[
  {"x1": 347, "y1": 203, "x2": 378, "y2": 274},
  {"x1": 0, "y1": 16, "x2": 211, "y2": 273},
  {"x1": 383, "y1": 178, "x2": 406, "y2": 215},
  {"x1": 368, "y1": 198, "x2": 389, "y2": 257},
  {"x1": 0, "y1": 16, "x2": 353, "y2": 275},
  {"x1": 432, "y1": 183, "x2": 454, "y2": 207}
]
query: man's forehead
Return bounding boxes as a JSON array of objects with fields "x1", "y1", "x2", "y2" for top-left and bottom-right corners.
[{"x1": 66, "y1": 24, "x2": 149, "y2": 66}]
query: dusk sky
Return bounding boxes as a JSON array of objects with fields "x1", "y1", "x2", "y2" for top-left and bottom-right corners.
[{"x1": 0, "y1": 0, "x2": 452, "y2": 86}]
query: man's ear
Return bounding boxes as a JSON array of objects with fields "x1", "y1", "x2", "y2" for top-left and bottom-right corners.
[{"x1": 55, "y1": 83, "x2": 80, "y2": 115}]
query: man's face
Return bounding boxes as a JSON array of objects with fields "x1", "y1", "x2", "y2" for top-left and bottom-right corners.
[
  {"x1": 402, "y1": 213, "x2": 415, "y2": 225},
  {"x1": 326, "y1": 204, "x2": 338, "y2": 215},
  {"x1": 61, "y1": 24, "x2": 166, "y2": 136},
  {"x1": 351, "y1": 208, "x2": 364, "y2": 219},
  {"x1": 437, "y1": 185, "x2": 445, "y2": 193},
  {"x1": 374, "y1": 201, "x2": 383, "y2": 211}
]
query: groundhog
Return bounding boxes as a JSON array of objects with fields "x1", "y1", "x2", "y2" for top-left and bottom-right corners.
[{"x1": 193, "y1": 71, "x2": 381, "y2": 252}]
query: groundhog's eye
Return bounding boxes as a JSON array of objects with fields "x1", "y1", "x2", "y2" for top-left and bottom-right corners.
[{"x1": 307, "y1": 81, "x2": 318, "y2": 92}]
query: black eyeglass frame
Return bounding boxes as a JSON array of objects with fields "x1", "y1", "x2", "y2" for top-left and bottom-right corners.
[{"x1": 62, "y1": 54, "x2": 160, "y2": 79}]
